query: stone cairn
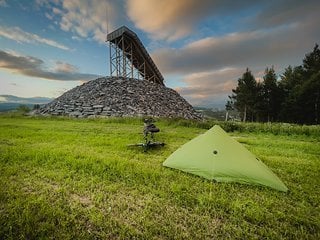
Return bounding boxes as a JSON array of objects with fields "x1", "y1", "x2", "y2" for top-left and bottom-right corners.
[{"x1": 38, "y1": 77, "x2": 201, "y2": 120}]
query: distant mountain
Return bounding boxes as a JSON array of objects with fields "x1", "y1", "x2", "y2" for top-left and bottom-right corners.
[
  {"x1": 194, "y1": 107, "x2": 226, "y2": 120},
  {"x1": 0, "y1": 95, "x2": 53, "y2": 112},
  {"x1": 194, "y1": 107, "x2": 240, "y2": 121},
  {"x1": 192, "y1": 98, "x2": 227, "y2": 111},
  {"x1": 0, "y1": 95, "x2": 53, "y2": 104}
]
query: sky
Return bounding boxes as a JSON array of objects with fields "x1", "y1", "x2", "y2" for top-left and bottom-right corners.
[{"x1": 0, "y1": 0, "x2": 319, "y2": 108}]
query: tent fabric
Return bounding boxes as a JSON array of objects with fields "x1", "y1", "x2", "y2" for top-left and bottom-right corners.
[{"x1": 163, "y1": 125, "x2": 288, "y2": 192}]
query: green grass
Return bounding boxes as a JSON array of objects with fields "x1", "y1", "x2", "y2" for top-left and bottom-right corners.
[{"x1": 0, "y1": 115, "x2": 319, "y2": 239}]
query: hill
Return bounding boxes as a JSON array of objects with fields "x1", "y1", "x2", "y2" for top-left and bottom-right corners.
[
  {"x1": 38, "y1": 77, "x2": 201, "y2": 119},
  {"x1": 0, "y1": 95, "x2": 52, "y2": 112}
]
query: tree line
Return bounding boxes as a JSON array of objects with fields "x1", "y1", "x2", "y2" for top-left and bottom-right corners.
[{"x1": 227, "y1": 44, "x2": 320, "y2": 125}]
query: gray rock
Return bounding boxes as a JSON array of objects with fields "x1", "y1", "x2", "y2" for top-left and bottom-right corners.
[
  {"x1": 93, "y1": 105, "x2": 104, "y2": 108},
  {"x1": 38, "y1": 77, "x2": 202, "y2": 120}
]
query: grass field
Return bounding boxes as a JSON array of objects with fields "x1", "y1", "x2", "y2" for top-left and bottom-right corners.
[{"x1": 0, "y1": 114, "x2": 319, "y2": 239}]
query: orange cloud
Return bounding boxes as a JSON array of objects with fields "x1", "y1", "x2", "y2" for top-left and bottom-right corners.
[
  {"x1": 173, "y1": 68, "x2": 241, "y2": 106},
  {"x1": 126, "y1": 0, "x2": 213, "y2": 41}
]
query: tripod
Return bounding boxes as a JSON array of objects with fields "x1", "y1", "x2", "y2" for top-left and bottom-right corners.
[{"x1": 128, "y1": 118, "x2": 165, "y2": 151}]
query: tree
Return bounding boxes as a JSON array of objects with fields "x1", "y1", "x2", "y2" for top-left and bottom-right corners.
[
  {"x1": 261, "y1": 67, "x2": 281, "y2": 122},
  {"x1": 299, "y1": 72, "x2": 320, "y2": 124},
  {"x1": 225, "y1": 98, "x2": 234, "y2": 121},
  {"x1": 253, "y1": 81, "x2": 264, "y2": 122},
  {"x1": 226, "y1": 43, "x2": 320, "y2": 124},
  {"x1": 278, "y1": 66, "x2": 304, "y2": 123},
  {"x1": 300, "y1": 44, "x2": 320, "y2": 124},
  {"x1": 278, "y1": 44, "x2": 320, "y2": 124},
  {"x1": 230, "y1": 68, "x2": 258, "y2": 122},
  {"x1": 303, "y1": 44, "x2": 320, "y2": 77},
  {"x1": 33, "y1": 104, "x2": 40, "y2": 110}
]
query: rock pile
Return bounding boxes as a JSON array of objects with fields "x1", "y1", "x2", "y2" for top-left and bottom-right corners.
[{"x1": 38, "y1": 77, "x2": 201, "y2": 120}]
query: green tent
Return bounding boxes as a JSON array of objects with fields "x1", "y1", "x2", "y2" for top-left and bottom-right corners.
[{"x1": 163, "y1": 125, "x2": 288, "y2": 192}]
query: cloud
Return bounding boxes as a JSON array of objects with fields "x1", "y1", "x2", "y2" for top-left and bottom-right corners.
[
  {"x1": 127, "y1": 0, "x2": 320, "y2": 43},
  {"x1": 0, "y1": 0, "x2": 8, "y2": 7},
  {"x1": 252, "y1": 0, "x2": 320, "y2": 29},
  {"x1": 0, "y1": 26, "x2": 70, "y2": 50},
  {"x1": 126, "y1": 0, "x2": 197, "y2": 41},
  {"x1": 45, "y1": 12, "x2": 54, "y2": 20},
  {"x1": 48, "y1": 0, "x2": 125, "y2": 44},
  {"x1": 54, "y1": 61, "x2": 78, "y2": 73},
  {"x1": 153, "y1": 20, "x2": 320, "y2": 75},
  {"x1": 174, "y1": 68, "x2": 241, "y2": 107},
  {"x1": 148, "y1": 0, "x2": 320, "y2": 107},
  {"x1": 35, "y1": 0, "x2": 61, "y2": 8},
  {"x1": 126, "y1": 0, "x2": 254, "y2": 41},
  {"x1": 0, "y1": 50, "x2": 100, "y2": 81}
]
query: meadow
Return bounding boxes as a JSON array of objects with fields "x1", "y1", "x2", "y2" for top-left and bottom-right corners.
[{"x1": 0, "y1": 114, "x2": 319, "y2": 239}]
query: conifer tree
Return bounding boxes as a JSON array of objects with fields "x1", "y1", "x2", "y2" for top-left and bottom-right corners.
[{"x1": 230, "y1": 68, "x2": 258, "y2": 122}]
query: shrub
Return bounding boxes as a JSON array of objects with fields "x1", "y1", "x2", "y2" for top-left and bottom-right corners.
[{"x1": 16, "y1": 105, "x2": 31, "y2": 113}]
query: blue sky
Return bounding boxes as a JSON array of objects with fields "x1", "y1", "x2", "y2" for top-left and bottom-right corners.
[{"x1": 0, "y1": 0, "x2": 319, "y2": 108}]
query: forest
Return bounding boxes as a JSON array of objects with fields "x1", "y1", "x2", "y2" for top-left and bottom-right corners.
[{"x1": 227, "y1": 44, "x2": 320, "y2": 125}]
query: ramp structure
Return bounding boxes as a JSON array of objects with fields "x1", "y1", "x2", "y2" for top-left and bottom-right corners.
[{"x1": 107, "y1": 26, "x2": 164, "y2": 85}]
